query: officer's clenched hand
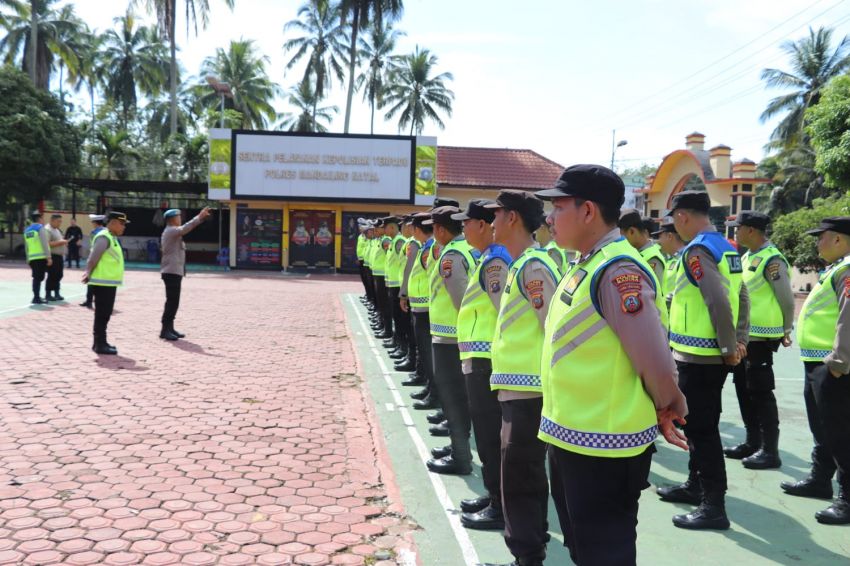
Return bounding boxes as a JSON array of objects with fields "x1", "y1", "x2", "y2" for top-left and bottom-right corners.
[
  {"x1": 781, "y1": 334, "x2": 792, "y2": 348},
  {"x1": 82, "y1": 273, "x2": 89, "y2": 284},
  {"x1": 722, "y1": 352, "x2": 741, "y2": 367},
  {"x1": 399, "y1": 298, "x2": 409, "y2": 313},
  {"x1": 657, "y1": 407, "x2": 688, "y2": 451},
  {"x1": 199, "y1": 207, "x2": 213, "y2": 220}
]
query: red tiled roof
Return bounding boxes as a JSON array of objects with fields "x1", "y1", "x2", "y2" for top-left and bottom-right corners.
[{"x1": 436, "y1": 146, "x2": 564, "y2": 191}]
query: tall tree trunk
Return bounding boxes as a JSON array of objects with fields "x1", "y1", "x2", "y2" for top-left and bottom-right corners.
[
  {"x1": 89, "y1": 84, "x2": 96, "y2": 131},
  {"x1": 28, "y1": 1, "x2": 37, "y2": 84},
  {"x1": 369, "y1": 92, "x2": 374, "y2": 135},
  {"x1": 312, "y1": 96, "x2": 318, "y2": 132},
  {"x1": 342, "y1": 5, "x2": 360, "y2": 134},
  {"x1": 168, "y1": 0, "x2": 178, "y2": 137},
  {"x1": 58, "y1": 62, "x2": 64, "y2": 106}
]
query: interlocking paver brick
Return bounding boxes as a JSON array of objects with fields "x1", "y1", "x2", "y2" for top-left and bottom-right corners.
[{"x1": 0, "y1": 268, "x2": 415, "y2": 565}]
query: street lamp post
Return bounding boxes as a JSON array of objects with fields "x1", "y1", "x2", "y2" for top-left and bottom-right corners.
[
  {"x1": 610, "y1": 129, "x2": 628, "y2": 170},
  {"x1": 205, "y1": 76, "x2": 233, "y2": 128}
]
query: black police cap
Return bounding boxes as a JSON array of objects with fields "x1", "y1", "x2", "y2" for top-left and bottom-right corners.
[
  {"x1": 485, "y1": 189, "x2": 545, "y2": 231},
  {"x1": 651, "y1": 217, "x2": 677, "y2": 237},
  {"x1": 669, "y1": 190, "x2": 710, "y2": 214},
  {"x1": 107, "y1": 211, "x2": 131, "y2": 223},
  {"x1": 451, "y1": 199, "x2": 497, "y2": 223},
  {"x1": 805, "y1": 216, "x2": 850, "y2": 237},
  {"x1": 422, "y1": 206, "x2": 462, "y2": 227},
  {"x1": 431, "y1": 197, "x2": 459, "y2": 210},
  {"x1": 725, "y1": 210, "x2": 771, "y2": 231},
  {"x1": 411, "y1": 212, "x2": 432, "y2": 228},
  {"x1": 536, "y1": 164, "x2": 625, "y2": 210}
]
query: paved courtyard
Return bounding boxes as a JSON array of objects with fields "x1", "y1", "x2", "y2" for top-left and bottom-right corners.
[
  {"x1": 0, "y1": 264, "x2": 848, "y2": 565},
  {"x1": 0, "y1": 266, "x2": 415, "y2": 566}
]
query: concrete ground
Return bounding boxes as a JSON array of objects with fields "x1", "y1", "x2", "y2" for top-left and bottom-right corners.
[{"x1": 0, "y1": 264, "x2": 847, "y2": 565}]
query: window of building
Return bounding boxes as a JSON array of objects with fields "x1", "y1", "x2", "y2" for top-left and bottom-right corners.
[
  {"x1": 731, "y1": 197, "x2": 738, "y2": 214},
  {"x1": 650, "y1": 209, "x2": 660, "y2": 218},
  {"x1": 741, "y1": 195, "x2": 752, "y2": 210}
]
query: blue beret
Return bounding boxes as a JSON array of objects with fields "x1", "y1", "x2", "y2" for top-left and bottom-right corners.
[{"x1": 164, "y1": 209, "x2": 181, "y2": 219}]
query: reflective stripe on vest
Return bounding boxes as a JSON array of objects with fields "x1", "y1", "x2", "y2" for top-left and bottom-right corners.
[
  {"x1": 24, "y1": 224, "x2": 47, "y2": 261},
  {"x1": 429, "y1": 238, "x2": 476, "y2": 338},
  {"x1": 372, "y1": 236, "x2": 390, "y2": 275},
  {"x1": 539, "y1": 237, "x2": 661, "y2": 457},
  {"x1": 669, "y1": 232, "x2": 742, "y2": 356},
  {"x1": 89, "y1": 231, "x2": 125, "y2": 287},
  {"x1": 386, "y1": 234, "x2": 405, "y2": 287},
  {"x1": 457, "y1": 244, "x2": 509, "y2": 359},
  {"x1": 640, "y1": 243, "x2": 667, "y2": 294},
  {"x1": 744, "y1": 245, "x2": 791, "y2": 338},
  {"x1": 797, "y1": 257, "x2": 850, "y2": 361},
  {"x1": 491, "y1": 247, "x2": 560, "y2": 392}
]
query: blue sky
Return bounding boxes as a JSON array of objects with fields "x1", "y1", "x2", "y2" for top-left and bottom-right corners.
[{"x1": 71, "y1": 0, "x2": 850, "y2": 172}]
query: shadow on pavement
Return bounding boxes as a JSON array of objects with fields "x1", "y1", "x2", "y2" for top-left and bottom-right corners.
[
  {"x1": 168, "y1": 340, "x2": 224, "y2": 357},
  {"x1": 95, "y1": 355, "x2": 149, "y2": 371}
]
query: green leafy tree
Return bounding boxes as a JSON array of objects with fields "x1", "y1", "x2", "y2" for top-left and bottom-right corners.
[
  {"x1": 101, "y1": 9, "x2": 171, "y2": 126},
  {"x1": 67, "y1": 28, "x2": 106, "y2": 133},
  {"x1": 277, "y1": 79, "x2": 337, "y2": 132},
  {"x1": 762, "y1": 145, "x2": 827, "y2": 215},
  {"x1": 806, "y1": 75, "x2": 850, "y2": 190},
  {"x1": 760, "y1": 27, "x2": 850, "y2": 150},
  {"x1": 0, "y1": 0, "x2": 84, "y2": 90},
  {"x1": 199, "y1": 39, "x2": 280, "y2": 129},
  {"x1": 0, "y1": 65, "x2": 80, "y2": 208},
  {"x1": 135, "y1": 0, "x2": 235, "y2": 136},
  {"x1": 382, "y1": 46, "x2": 453, "y2": 135},
  {"x1": 283, "y1": 0, "x2": 348, "y2": 131},
  {"x1": 339, "y1": 0, "x2": 403, "y2": 133},
  {"x1": 356, "y1": 21, "x2": 403, "y2": 134},
  {"x1": 771, "y1": 192, "x2": 850, "y2": 272},
  {"x1": 88, "y1": 128, "x2": 142, "y2": 180}
]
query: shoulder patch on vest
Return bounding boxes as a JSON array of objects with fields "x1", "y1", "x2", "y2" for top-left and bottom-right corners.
[
  {"x1": 766, "y1": 262, "x2": 781, "y2": 281},
  {"x1": 525, "y1": 279, "x2": 545, "y2": 309},
  {"x1": 844, "y1": 277, "x2": 850, "y2": 298},
  {"x1": 688, "y1": 255, "x2": 704, "y2": 281},
  {"x1": 441, "y1": 258, "x2": 453, "y2": 278}
]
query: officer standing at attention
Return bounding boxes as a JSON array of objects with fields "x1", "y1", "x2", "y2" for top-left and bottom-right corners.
[
  {"x1": 394, "y1": 215, "x2": 418, "y2": 373},
  {"x1": 536, "y1": 164, "x2": 688, "y2": 566},
  {"x1": 658, "y1": 190, "x2": 749, "y2": 531},
  {"x1": 423, "y1": 206, "x2": 477, "y2": 475},
  {"x1": 781, "y1": 217, "x2": 850, "y2": 525},
  {"x1": 23, "y1": 211, "x2": 52, "y2": 304},
  {"x1": 160, "y1": 207, "x2": 211, "y2": 341},
  {"x1": 64, "y1": 217, "x2": 84, "y2": 268},
  {"x1": 488, "y1": 190, "x2": 560, "y2": 566},
  {"x1": 618, "y1": 209, "x2": 666, "y2": 286},
  {"x1": 371, "y1": 220, "x2": 393, "y2": 340},
  {"x1": 451, "y1": 199, "x2": 510, "y2": 530},
  {"x1": 405, "y1": 213, "x2": 438, "y2": 405},
  {"x1": 652, "y1": 217, "x2": 684, "y2": 310},
  {"x1": 383, "y1": 217, "x2": 407, "y2": 360},
  {"x1": 79, "y1": 214, "x2": 106, "y2": 309},
  {"x1": 723, "y1": 211, "x2": 794, "y2": 470},
  {"x1": 83, "y1": 211, "x2": 129, "y2": 355},
  {"x1": 356, "y1": 219, "x2": 371, "y2": 304}
]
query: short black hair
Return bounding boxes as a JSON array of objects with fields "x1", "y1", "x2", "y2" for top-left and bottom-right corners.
[
  {"x1": 516, "y1": 209, "x2": 543, "y2": 234},
  {"x1": 574, "y1": 198, "x2": 620, "y2": 225},
  {"x1": 51, "y1": 214, "x2": 62, "y2": 219},
  {"x1": 417, "y1": 223, "x2": 434, "y2": 235},
  {"x1": 439, "y1": 219, "x2": 463, "y2": 235}
]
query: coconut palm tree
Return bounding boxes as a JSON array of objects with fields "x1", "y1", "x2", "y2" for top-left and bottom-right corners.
[
  {"x1": 382, "y1": 46, "x2": 453, "y2": 135},
  {"x1": 760, "y1": 26, "x2": 850, "y2": 150},
  {"x1": 283, "y1": 0, "x2": 348, "y2": 131},
  {"x1": 89, "y1": 128, "x2": 142, "y2": 180},
  {"x1": 135, "y1": 0, "x2": 235, "y2": 136},
  {"x1": 339, "y1": 0, "x2": 403, "y2": 133},
  {"x1": 0, "y1": 0, "x2": 84, "y2": 90},
  {"x1": 100, "y1": 9, "x2": 171, "y2": 127},
  {"x1": 67, "y1": 29, "x2": 106, "y2": 133},
  {"x1": 277, "y1": 78, "x2": 338, "y2": 132},
  {"x1": 199, "y1": 38, "x2": 280, "y2": 129},
  {"x1": 355, "y1": 21, "x2": 404, "y2": 134}
]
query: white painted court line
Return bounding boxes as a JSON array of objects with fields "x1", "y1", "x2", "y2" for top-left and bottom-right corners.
[
  {"x1": 348, "y1": 295, "x2": 481, "y2": 566},
  {"x1": 0, "y1": 291, "x2": 86, "y2": 316}
]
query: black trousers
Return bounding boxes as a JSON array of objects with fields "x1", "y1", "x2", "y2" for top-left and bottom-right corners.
[
  {"x1": 161, "y1": 273, "x2": 183, "y2": 325},
  {"x1": 404, "y1": 305, "x2": 416, "y2": 367},
  {"x1": 29, "y1": 259, "x2": 47, "y2": 297},
  {"x1": 432, "y1": 343, "x2": 471, "y2": 464},
  {"x1": 413, "y1": 311, "x2": 435, "y2": 396},
  {"x1": 91, "y1": 286, "x2": 117, "y2": 342},
  {"x1": 364, "y1": 267, "x2": 375, "y2": 305},
  {"x1": 732, "y1": 340, "x2": 780, "y2": 445},
  {"x1": 67, "y1": 244, "x2": 80, "y2": 267},
  {"x1": 465, "y1": 359, "x2": 502, "y2": 501},
  {"x1": 804, "y1": 362, "x2": 850, "y2": 491},
  {"x1": 388, "y1": 286, "x2": 405, "y2": 345},
  {"x1": 46, "y1": 254, "x2": 64, "y2": 293},
  {"x1": 358, "y1": 260, "x2": 372, "y2": 300},
  {"x1": 501, "y1": 397, "x2": 548, "y2": 563},
  {"x1": 677, "y1": 361, "x2": 729, "y2": 497},
  {"x1": 374, "y1": 276, "x2": 392, "y2": 333},
  {"x1": 549, "y1": 445, "x2": 654, "y2": 566},
  {"x1": 85, "y1": 284, "x2": 94, "y2": 305}
]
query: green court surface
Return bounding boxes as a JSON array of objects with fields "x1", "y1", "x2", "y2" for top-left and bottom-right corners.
[{"x1": 342, "y1": 294, "x2": 849, "y2": 566}]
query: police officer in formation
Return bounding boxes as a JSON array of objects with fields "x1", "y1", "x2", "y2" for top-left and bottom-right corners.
[
  {"x1": 82, "y1": 211, "x2": 129, "y2": 355},
  {"x1": 723, "y1": 211, "x2": 794, "y2": 470},
  {"x1": 618, "y1": 208, "x2": 666, "y2": 285},
  {"x1": 44, "y1": 214, "x2": 68, "y2": 301},
  {"x1": 652, "y1": 216, "x2": 685, "y2": 309},
  {"x1": 782, "y1": 217, "x2": 850, "y2": 524},
  {"x1": 452, "y1": 199, "x2": 510, "y2": 530},
  {"x1": 23, "y1": 211, "x2": 52, "y2": 304}
]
